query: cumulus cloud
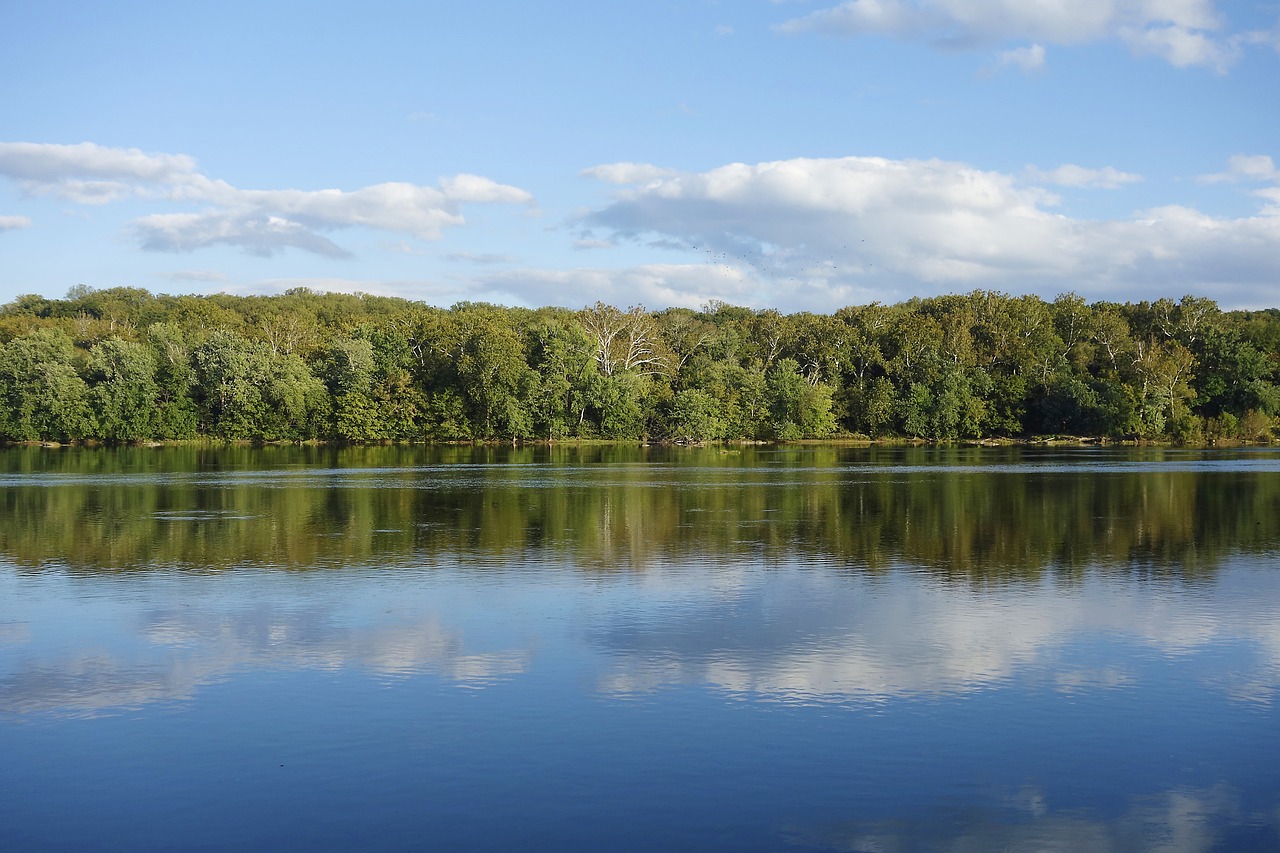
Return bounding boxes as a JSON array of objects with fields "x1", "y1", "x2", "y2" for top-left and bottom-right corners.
[
  {"x1": 578, "y1": 155, "x2": 1280, "y2": 308},
  {"x1": 1256, "y1": 187, "x2": 1280, "y2": 216},
  {"x1": 134, "y1": 176, "x2": 532, "y2": 255},
  {"x1": 438, "y1": 173, "x2": 533, "y2": 204},
  {"x1": 0, "y1": 215, "x2": 31, "y2": 231},
  {"x1": 135, "y1": 211, "x2": 355, "y2": 258},
  {"x1": 1199, "y1": 154, "x2": 1278, "y2": 184},
  {"x1": 778, "y1": 0, "x2": 936, "y2": 40},
  {"x1": 1026, "y1": 163, "x2": 1143, "y2": 188},
  {"x1": 778, "y1": 0, "x2": 1242, "y2": 69},
  {"x1": 0, "y1": 141, "x2": 534, "y2": 257},
  {"x1": 0, "y1": 141, "x2": 197, "y2": 203},
  {"x1": 477, "y1": 263, "x2": 787, "y2": 310},
  {"x1": 1198, "y1": 155, "x2": 1280, "y2": 217},
  {"x1": 240, "y1": 276, "x2": 482, "y2": 303},
  {"x1": 1120, "y1": 21, "x2": 1237, "y2": 70}
]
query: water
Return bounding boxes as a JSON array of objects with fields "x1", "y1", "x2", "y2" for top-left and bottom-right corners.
[{"x1": 2, "y1": 445, "x2": 1278, "y2": 850}]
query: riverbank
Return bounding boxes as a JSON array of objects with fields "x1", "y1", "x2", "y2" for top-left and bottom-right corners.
[{"x1": 6, "y1": 434, "x2": 1275, "y2": 450}]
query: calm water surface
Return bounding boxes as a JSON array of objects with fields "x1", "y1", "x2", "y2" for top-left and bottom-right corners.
[{"x1": 2, "y1": 445, "x2": 1279, "y2": 851}]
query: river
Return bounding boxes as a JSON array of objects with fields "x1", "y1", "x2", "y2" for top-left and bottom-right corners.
[{"x1": 2, "y1": 445, "x2": 1278, "y2": 850}]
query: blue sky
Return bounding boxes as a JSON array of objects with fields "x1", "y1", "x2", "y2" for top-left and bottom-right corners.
[{"x1": 2, "y1": 1, "x2": 1278, "y2": 311}]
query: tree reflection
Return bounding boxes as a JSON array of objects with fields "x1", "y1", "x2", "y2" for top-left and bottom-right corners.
[{"x1": 1, "y1": 445, "x2": 1277, "y2": 579}]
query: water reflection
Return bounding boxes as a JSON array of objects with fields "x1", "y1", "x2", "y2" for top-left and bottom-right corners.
[
  {"x1": 4, "y1": 447, "x2": 1280, "y2": 851},
  {"x1": 0, "y1": 445, "x2": 1278, "y2": 578},
  {"x1": 4, "y1": 554, "x2": 1280, "y2": 718},
  {"x1": 0, "y1": 569, "x2": 532, "y2": 717},
  {"x1": 591, "y1": 559, "x2": 1280, "y2": 705},
  {"x1": 788, "y1": 784, "x2": 1277, "y2": 852}
]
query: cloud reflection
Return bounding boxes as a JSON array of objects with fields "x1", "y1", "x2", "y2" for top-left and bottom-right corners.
[
  {"x1": 1, "y1": 599, "x2": 530, "y2": 717},
  {"x1": 4, "y1": 556, "x2": 1280, "y2": 717},
  {"x1": 785, "y1": 784, "x2": 1275, "y2": 853},
  {"x1": 593, "y1": 561, "x2": 1280, "y2": 705}
]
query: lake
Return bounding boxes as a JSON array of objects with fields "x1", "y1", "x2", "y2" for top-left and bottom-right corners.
[{"x1": 2, "y1": 444, "x2": 1279, "y2": 851}]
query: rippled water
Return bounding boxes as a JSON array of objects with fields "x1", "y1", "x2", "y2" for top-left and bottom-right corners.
[{"x1": 2, "y1": 445, "x2": 1279, "y2": 850}]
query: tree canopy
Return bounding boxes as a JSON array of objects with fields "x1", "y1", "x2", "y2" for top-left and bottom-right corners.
[{"x1": 1, "y1": 287, "x2": 1277, "y2": 444}]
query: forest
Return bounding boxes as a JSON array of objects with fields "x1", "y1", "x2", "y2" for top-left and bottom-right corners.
[{"x1": 0, "y1": 286, "x2": 1277, "y2": 445}]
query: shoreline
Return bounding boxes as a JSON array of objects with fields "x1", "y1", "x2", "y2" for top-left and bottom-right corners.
[{"x1": 5, "y1": 435, "x2": 1275, "y2": 450}]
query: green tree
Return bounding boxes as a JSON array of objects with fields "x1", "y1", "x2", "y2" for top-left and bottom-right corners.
[
  {"x1": 527, "y1": 313, "x2": 596, "y2": 438},
  {"x1": 0, "y1": 328, "x2": 97, "y2": 441},
  {"x1": 587, "y1": 371, "x2": 648, "y2": 439},
  {"x1": 192, "y1": 331, "x2": 268, "y2": 439},
  {"x1": 87, "y1": 337, "x2": 159, "y2": 441},
  {"x1": 666, "y1": 389, "x2": 726, "y2": 442},
  {"x1": 146, "y1": 323, "x2": 199, "y2": 439},
  {"x1": 767, "y1": 358, "x2": 836, "y2": 439},
  {"x1": 321, "y1": 337, "x2": 381, "y2": 441},
  {"x1": 455, "y1": 310, "x2": 535, "y2": 439},
  {"x1": 262, "y1": 352, "x2": 329, "y2": 441}
]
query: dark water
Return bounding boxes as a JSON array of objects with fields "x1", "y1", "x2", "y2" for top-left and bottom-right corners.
[{"x1": 2, "y1": 444, "x2": 1279, "y2": 851}]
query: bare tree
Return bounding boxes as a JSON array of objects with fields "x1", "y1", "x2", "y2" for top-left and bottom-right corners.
[{"x1": 579, "y1": 302, "x2": 670, "y2": 377}]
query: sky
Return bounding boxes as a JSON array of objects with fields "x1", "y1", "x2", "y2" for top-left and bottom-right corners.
[{"x1": 1, "y1": 0, "x2": 1278, "y2": 312}]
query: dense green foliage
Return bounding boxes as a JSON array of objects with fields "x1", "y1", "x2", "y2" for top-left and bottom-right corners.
[{"x1": 1, "y1": 287, "x2": 1277, "y2": 443}]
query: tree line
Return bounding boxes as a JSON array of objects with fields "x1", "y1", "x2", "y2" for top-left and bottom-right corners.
[{"x1": 1, "y1": 286, "x2": 1277, "y2": 444}]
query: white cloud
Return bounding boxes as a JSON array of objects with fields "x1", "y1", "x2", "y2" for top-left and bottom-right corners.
[
  {"x1": 135, "y1": 211, "x2": 354, "y2": 258},
  {"x1": 0, "y1": 141, "x2": 194, "y2": 181},
  {"x1": 582, "y1": 162, "x2": 682, "y2": 185},
  {"x1": 0, "y1": 141, "x2": 535, "y2": 257},
  {"x1": 1120, "y1": 22, "x2": 1237, "y2": 70},
  {"x1": 778, "y1": 0, "x2": 934, "y2": 40},
  {"x1": 1240, "y1": 24, "x2": 1280, "y2": 52},
  {"x1": 478, "y1": 263, "x2": 774, "y2": 310},
  {"x1": 1197, "y1": 155, "x2": 1280, "y2": 217},
  {"x1": 778, "y1": 0, "x2": 1241, "y2": 69},
  {"x1": 0, "y1": 141, "x2": 214, "y2": 205},
  {"x1": 159, "y1": 269, "x2": 227, "y2": 283},
  {"x1": 579, "y1": 155, "x2": 1280, "y2": 308},
  {"x1": 1199, "y1": 154, "x2": 1278, "y2": 184},
  {"x1": 0, "y1": 215, "x2": 31, "y2": 231},
  {"x1": 135, "y1": 177, "x2": 533, "y2": 255},
  {"x1": 438, "y1": 173, "x2": 533, "y2": 204},
  {"x1": 243, "y1": 276, "x2": 475, "y2": 303},
  {"x1": 987, "y1": 42, "x2": 1046, "y2": 73},
  {"x1": 1026, "y1": 163, "x2": 1143, "y2": 188},
  {"x1": 1256, "y1": 187, "x2": 1280, "y2": 216},
  {"x1": 215, "y1": 274, "x2": 523, "y2": 305}
]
